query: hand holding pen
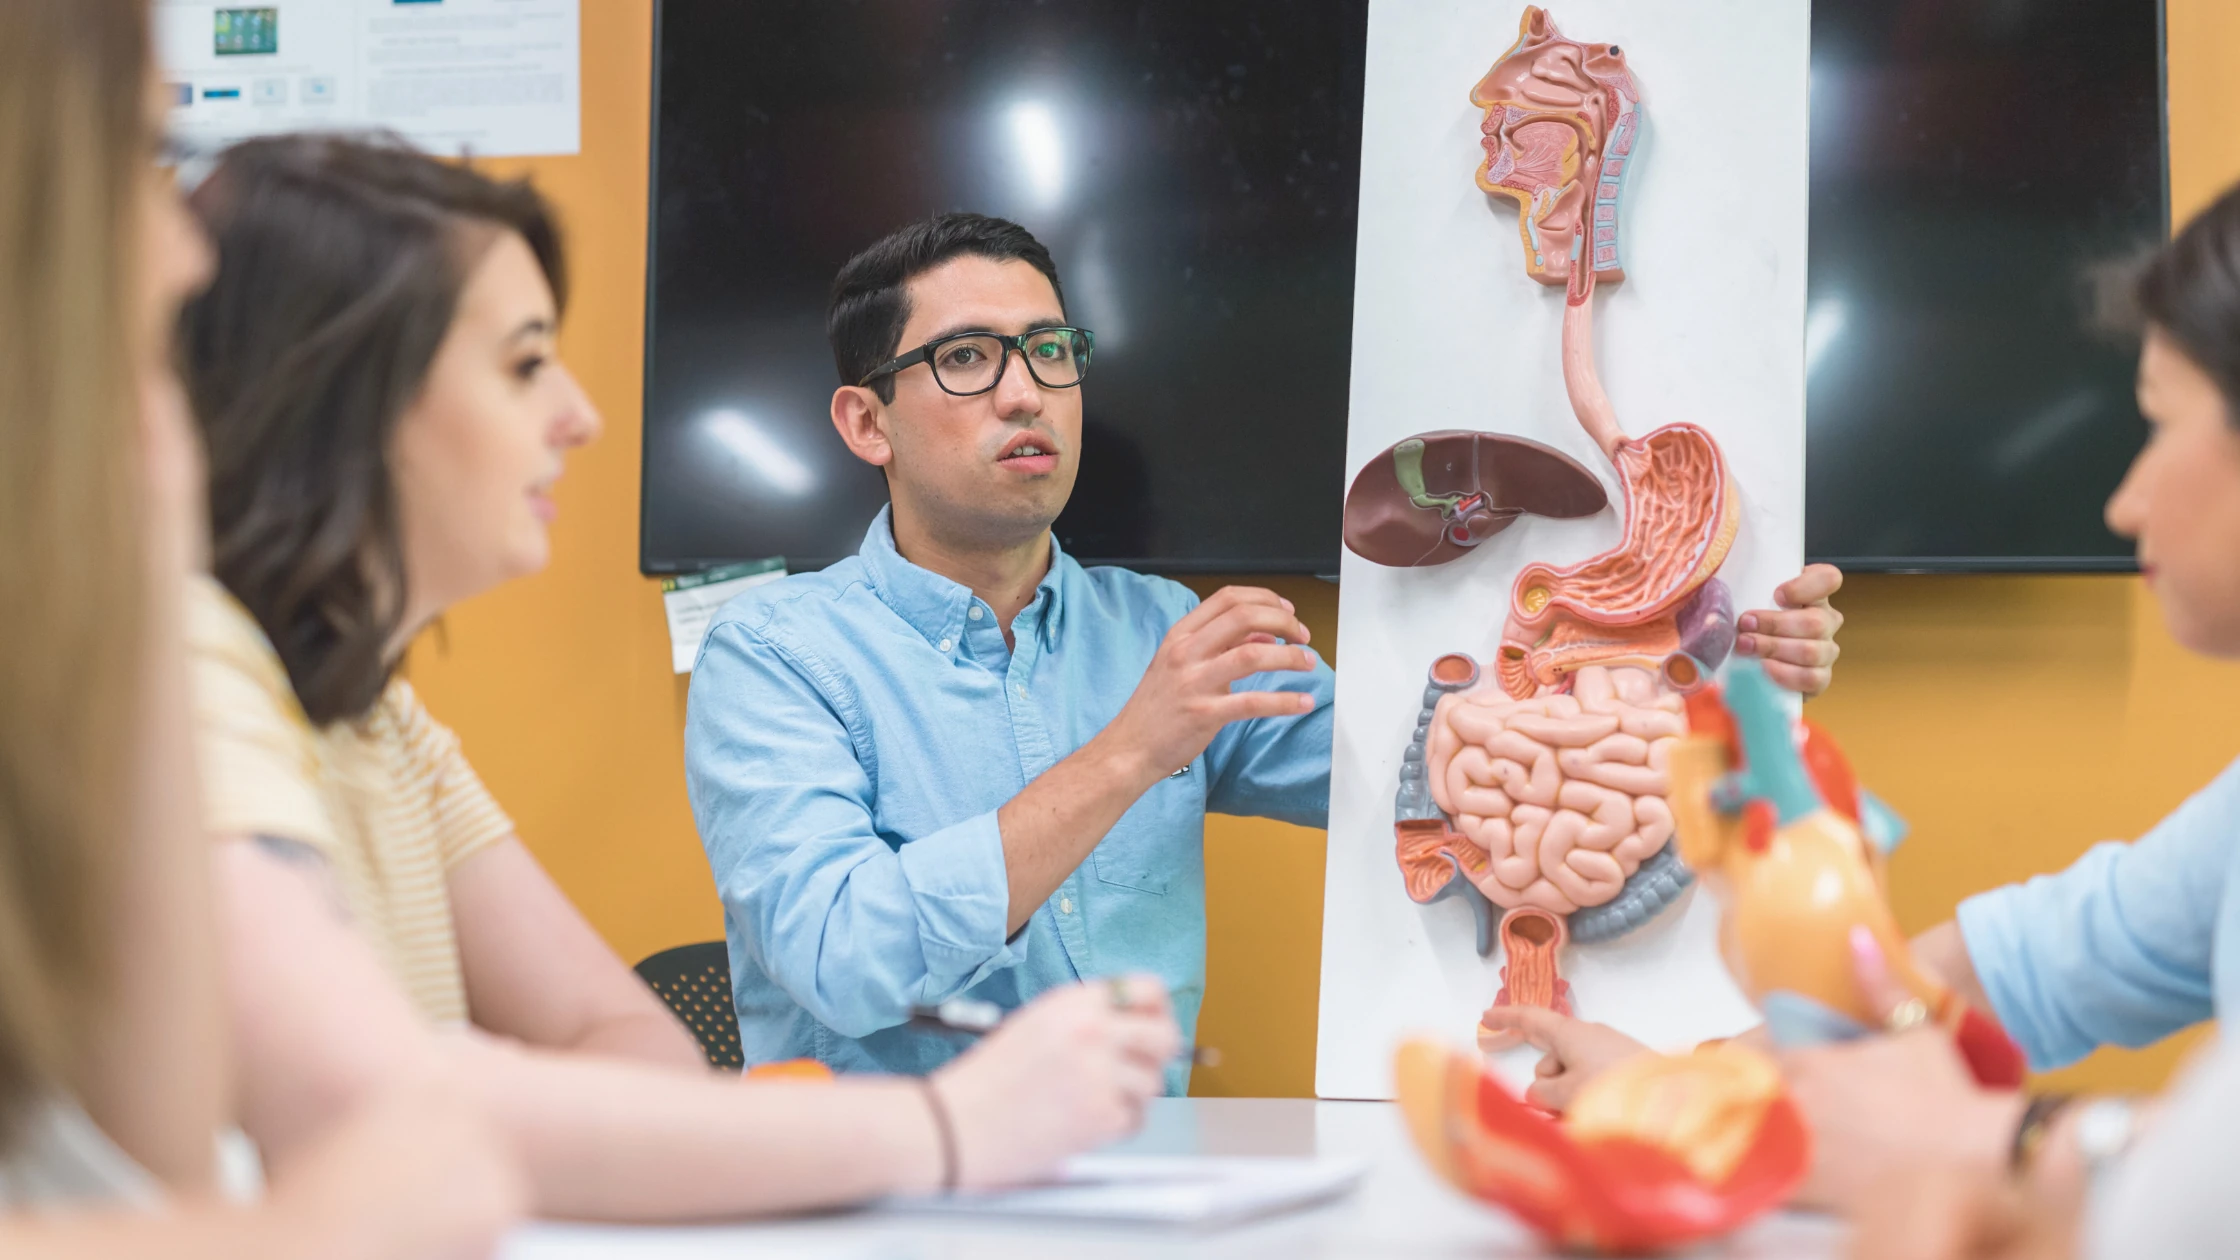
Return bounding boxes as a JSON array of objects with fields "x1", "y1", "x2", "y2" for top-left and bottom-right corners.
[
  {"x1": 911, "y1": 978, "x2": 1222, "y2": 1068},
  {"x1": 920, "y1": 974, "x2": 1183, "y2": 1191}
]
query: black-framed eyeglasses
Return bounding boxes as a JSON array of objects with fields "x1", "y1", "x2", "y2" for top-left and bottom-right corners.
[{"x1": 858, "y1": 326, "x2": 1095, "y2": 396}]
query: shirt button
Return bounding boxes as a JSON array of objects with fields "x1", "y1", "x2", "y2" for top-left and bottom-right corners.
[
  {"x1": 1014, "y1": 683, "x2": 1027, "y2": 697},
  {"x1": 1059, "y1": 897, "x2": 1074, "y2": 914},
  {"x1": 937, "y1": 638, "x2": 953, "y2": 653},
  {"x1": 968, "y1": 606, "x2": 984, "y2": 621}
]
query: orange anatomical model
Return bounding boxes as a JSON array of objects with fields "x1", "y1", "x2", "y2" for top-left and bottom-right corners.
[
  {"x1": 1389, "y1": 14, "x2": 1940, "y2": 1254},
  {"x1": 1477, "y1": 907, "x2": 1570, "y2": 1052},
  {"x1": 1397, "y1": 661, "x2": 2022, "y2": 1252},
  {"x1": 1475, "y1": 7, "x2": 1737, "y2": 700},
  {"x1": 1666, "y1": 660, "x2": 2027, "y2": 1088},
  {"x1": 1395, "y1": 1036, "x2": 1808, "y2": 1254},
  {"x1": 1393, "y1": 7, "x2": 1737, "y2": 1013}
]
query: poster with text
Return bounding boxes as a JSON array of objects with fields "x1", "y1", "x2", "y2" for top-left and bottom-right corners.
[
  {"x1": 156, "y1": 0, "x2": 579, "y2": 159},
  {"x1": 1315, "y1": 0, "x2": 1810, "y2": 1101}
]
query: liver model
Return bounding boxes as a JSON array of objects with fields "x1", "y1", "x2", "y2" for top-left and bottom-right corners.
[{"x1": 1343, "y1": 431, "x2": 1606, "y2": 568}]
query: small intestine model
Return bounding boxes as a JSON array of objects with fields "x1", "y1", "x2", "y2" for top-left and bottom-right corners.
[
  {"x1": 1389, "y1": 646, "x2": 2030, "y2": 1257},
  {"x1": 1344, "y1": 7, "x2": 1743, "y2": 1046}
]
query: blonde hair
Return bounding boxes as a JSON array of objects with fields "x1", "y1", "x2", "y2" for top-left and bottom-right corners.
[{"x1": 0, "y1": 0, "x2": 149, "y2": 1134}]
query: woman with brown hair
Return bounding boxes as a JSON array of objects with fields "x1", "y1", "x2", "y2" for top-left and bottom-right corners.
[
  {"x1": 0, "y1": 0, "x2": 520, "y2": 1254},
  {"x1": 180, "y1": 133, "x2": 1181, "y2": 1221}
]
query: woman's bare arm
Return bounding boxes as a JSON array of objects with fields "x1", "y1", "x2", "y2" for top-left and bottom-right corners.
[
  {"x1": 217, "y1": 834, "x2": 1172, "y2": 1221},
  {"x1": 447, "y1": 839, "x2": 703, "y2": 1070},
  {"x1": 218, "y1": 836, "x2": 944, "y2": 1219},
  {"x1": 1910, "y1": 920, "x2": 1994, "y2": 1016},
  {"x1": 0, "y1": 1078, "x2": 522, "y2": 1260},
  {"x1": 0, "y1": 1213, "x2": 329, "y2": 1260}
]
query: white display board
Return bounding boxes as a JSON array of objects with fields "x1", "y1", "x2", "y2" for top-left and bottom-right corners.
[
  {"x1": 1315, "y1": 0, "x2": 1810, "y2": 1101},
  {"x1": 155, "y1": 0, "x2": 580, "y2": 159}
]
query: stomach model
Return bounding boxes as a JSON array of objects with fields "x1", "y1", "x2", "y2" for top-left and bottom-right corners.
[{"x1": 1392, "y1": 8, "x2": 1742, "y2": 1037}]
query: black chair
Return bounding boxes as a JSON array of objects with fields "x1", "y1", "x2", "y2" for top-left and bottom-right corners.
[{"x1": 635, "y1": 941, "x2": 744, "y2": 1071}]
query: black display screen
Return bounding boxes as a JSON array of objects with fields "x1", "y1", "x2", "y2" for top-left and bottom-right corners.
[
  {"x1": 643, "y1": 0, "x2": 2164, "y2": 574},
  {"x1": 1806, "y1": 0, "x2": 2164, "y2": 569},
  {"x1": 643, "y1": 0, "x2": 1366, "y2": 572}
]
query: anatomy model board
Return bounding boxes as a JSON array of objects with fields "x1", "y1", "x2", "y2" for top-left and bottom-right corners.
[{"x1": 1315, "y1": 1, "x2": 1810, "y2": 1101}]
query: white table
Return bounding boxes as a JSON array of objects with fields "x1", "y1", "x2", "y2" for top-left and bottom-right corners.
[{"x1": 500, "y1": 1097, "x2": 1846, "y2": 1258}]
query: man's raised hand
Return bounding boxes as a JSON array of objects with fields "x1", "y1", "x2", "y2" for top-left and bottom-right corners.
[{"x1": 1102, "y1": 586, "x2": 1318, "y2": 785}]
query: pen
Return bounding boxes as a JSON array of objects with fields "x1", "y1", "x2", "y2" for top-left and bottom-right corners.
[{"x1": 907, "y1": 997, "x2": 1223, "y2": 1068}]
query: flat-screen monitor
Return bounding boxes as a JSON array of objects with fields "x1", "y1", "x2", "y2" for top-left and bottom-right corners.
[
  {"x1": 1807, "y1": 1, "x2": 2163, "y2": 570},
  {"x1": 643, "y1": 0, "x2": 2165, "y2": 575}
]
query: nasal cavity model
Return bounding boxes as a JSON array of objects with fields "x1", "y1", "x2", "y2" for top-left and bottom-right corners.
[{"x1": 1388, "y1": 7, "x2": 1742, "y2": 1025}]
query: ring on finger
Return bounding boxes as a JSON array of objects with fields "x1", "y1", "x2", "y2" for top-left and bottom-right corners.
[{"x1": 1885, "y1": 997, "x2": 1931, "y2": 1033}]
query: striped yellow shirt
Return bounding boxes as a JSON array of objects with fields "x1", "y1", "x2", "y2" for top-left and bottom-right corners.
[{"x1": 187, "y1": 577, "x2": 512, "y2": 1025}]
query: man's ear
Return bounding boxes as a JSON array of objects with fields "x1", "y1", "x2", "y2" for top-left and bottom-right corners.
[{"x1": 830, "y1": 385, "x2": 894, "y2": 470}]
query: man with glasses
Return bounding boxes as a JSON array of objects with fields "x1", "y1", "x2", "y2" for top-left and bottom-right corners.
[{"x1": 683, "y1": 212, "x2": 1844, "y2": 1090}]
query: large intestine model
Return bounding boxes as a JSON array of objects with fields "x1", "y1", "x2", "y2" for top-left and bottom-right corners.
[{"x1": 1342, "y1": 7, "x2": 1740, "y2": 1050}]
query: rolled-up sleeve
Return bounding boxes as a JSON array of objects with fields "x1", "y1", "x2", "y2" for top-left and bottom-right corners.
[
  {"x1": 685, "y1": 618, "x2": 1021, "y2": 1038},
  {"x1": 1955, "y1": 761, "x2": 2240, "y2": 1070},
  {"x1": 1202, "y1": 651, "x2": 1336, "y2": 829}
]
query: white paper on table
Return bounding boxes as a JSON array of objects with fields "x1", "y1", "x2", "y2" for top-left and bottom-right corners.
[
  {"x1": 880, "y1": 1155, "x2": 1369, "y2": 1229},
  {"x1": 662, "y1": 560, "x2": 785, "y2": 675},
  {"x1": 1315, "y1": 0, "x2": 1810, "y2": 1101},
  {"x1": 154, "y1": 0, "x2": 580, "y2": 159}
]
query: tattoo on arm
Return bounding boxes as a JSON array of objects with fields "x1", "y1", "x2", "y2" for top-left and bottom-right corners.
[
  {"x1": 250, "y1": 833, "x2": 324, "y2": 867},
  {"x1": 251, "y1": 834, "x2": 352, "y2": 922}
]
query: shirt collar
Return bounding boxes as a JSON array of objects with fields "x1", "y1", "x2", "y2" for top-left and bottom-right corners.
[{"x1": 857, "y1": 505, "x2": 1070, "y2": 651}]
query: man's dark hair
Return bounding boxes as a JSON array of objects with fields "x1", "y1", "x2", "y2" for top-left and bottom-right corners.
[
  {"x1": 180, "y1": 132, "x2": 567, "y2": 725},
  {"x1": 827, "y1": 212, "x2": 1064, "y2": 403}
]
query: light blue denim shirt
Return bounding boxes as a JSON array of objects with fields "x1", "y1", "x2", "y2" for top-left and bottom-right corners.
[
  {"x1": 683, "y1": 508, "x2": 1334, "y2": 1092},
  {"x1": 1957, "y1": 755, "x2": 2240, "y2": 1070}
]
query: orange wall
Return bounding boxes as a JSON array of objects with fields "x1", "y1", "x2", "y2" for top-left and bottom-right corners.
[
  {"x1": 405, "y1": 0, "x2": 709, "y2": 969},
  {"x1": 410, "y1": 0, "x2": 2240, "y2": 1098}
]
